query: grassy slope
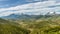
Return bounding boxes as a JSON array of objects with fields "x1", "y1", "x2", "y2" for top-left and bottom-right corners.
[
  {"x1": 0, "y1": 18, "x2": 30, "y2": 34},
  {"x1": 0, "y1": 15, "x2": 60, "y2": 34},
  {"x1": 14, "y1": 15, "x2": 60, "y2": 34}
]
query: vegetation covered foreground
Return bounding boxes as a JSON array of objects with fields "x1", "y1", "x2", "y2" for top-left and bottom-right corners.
[
  {"x1": 0, "y1": 14, "x2": 60, "y2": 34},
  {"x1": 0, "y1": 18, "x2": 30, "y2": 34}
]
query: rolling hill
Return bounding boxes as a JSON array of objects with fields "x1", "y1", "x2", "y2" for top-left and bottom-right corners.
[
  {"x1": 0, "y1": 18, "x2": 30, "y2": 34},
  {"x1": 0, "y1": 12, "x2": 60, "y2": 34}
]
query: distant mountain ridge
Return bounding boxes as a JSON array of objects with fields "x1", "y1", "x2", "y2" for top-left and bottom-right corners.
[
  {"x1": 1, "y1": 11, "x2": 60, "y2": 20},
  {"x1": 1, "y1": 13, "x2": 33, "y2": 20}
]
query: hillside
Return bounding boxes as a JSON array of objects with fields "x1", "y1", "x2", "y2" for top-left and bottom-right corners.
[
  {"x1": 17, "y1": 17, "x2": 60, "y2": 34},
  {"x1": 8, "y1": 14, "x2": 60, "y2": 34},
  {"x1": 0, "y1": 18, "x2": 30, "y2": 34},
  {"x1": 0, "y1": 14, "x2": 60, "y2": 34}
]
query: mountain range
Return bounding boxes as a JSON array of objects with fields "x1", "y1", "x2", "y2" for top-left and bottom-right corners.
[{"x1": 1, "y1": 11, "x2": 60, "y2": 20}]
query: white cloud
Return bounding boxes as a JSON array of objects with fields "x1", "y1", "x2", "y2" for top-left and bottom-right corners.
[
  {"x1": 0, "y1": 0, "x2": 60, "y2": 16},
  {"x1": 26, "y1": 0, "x2": 40, "y2": 2},
  {"x1": 0, "y1": 1, "x2": 56, "y2": 11}
]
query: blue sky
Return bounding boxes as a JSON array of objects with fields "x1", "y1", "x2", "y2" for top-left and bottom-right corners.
[
  {"x1": 0, "y1": 0, "x2": 60, "y2": 8},
  {"x1": 0, "y1": 0, "x2": 60, "y2": 16},
  {"x1": 0, "y1": 0, "x2": 40, "y2": 8}
]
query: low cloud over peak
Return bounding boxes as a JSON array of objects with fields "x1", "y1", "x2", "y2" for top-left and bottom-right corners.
[{"x1": 0, "y1": 0, "x2": 60, "y2": 16}]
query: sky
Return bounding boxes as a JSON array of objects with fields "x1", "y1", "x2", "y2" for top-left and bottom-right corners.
[{"x1": 0, "y1": 0, "x2": 60, "y2": 16}]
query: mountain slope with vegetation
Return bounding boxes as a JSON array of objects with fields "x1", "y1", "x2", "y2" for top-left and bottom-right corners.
[
  {"x1": 0, "y1": 18, "x2": 30, "y2": 34},
  {"x1": 0, "y1": 12, "x2": 60, "y2": 34}
]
